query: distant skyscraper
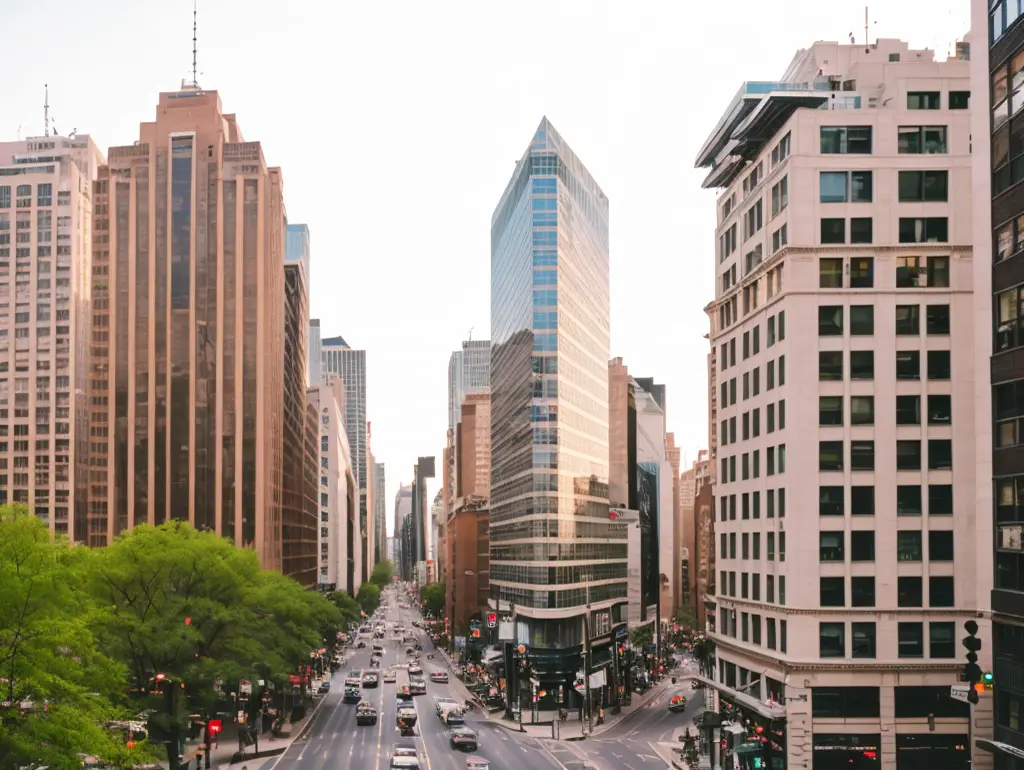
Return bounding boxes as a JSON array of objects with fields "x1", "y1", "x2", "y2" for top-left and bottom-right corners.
[
  {"x1": 490, "y1": 118, "x2": 618, "y2": 665},
  {"x1": 321, "y1": 335, "x2": 368, "y2": 582},
  {"x1": 448, "y1": 339, "x2": 490, "y2": 429},
  {"x1": 394, "y1": 483, "x2": 412, "y2": 578},
  {"x1": 88, "y1": 87, "x2": 288, "y2": 572},
  {"x1": 0, "y1": 133, "x2": 104, "y2": 540},
  {"x1": 373, "y1": 461, "x2": 386, "y2": 563},
  {"x1": 283, "y1": 223, "x2": 317, "y2": 586},
  {"x1": 308, "y1": 319, "x2": 322, "y2": 386}
]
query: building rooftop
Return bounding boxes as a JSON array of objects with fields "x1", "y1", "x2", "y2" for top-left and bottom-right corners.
[{"x1": 321, "y1": 335, "x2": 350, "y2": 348}]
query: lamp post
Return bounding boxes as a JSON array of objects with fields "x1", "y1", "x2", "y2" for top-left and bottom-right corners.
[{"x1": 582, "y1": 578, "x2": 593, "y2": 736}]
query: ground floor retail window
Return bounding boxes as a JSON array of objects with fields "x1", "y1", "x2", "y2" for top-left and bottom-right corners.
[
  {"x1": 813, "y1": 734, "x2": 880, "y2": 769},
  {"x1": 895, "y1": 733, "x2": 968, "y2": 769}
]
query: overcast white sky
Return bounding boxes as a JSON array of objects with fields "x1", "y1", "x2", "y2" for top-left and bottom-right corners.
[{"x1": 2, "y1": 0, "x2": 968, "y2": 534}]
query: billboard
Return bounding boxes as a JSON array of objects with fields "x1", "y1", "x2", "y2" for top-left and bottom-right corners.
[{"x1": 637, "y1": 462, "x2": 660, "y2": 623}]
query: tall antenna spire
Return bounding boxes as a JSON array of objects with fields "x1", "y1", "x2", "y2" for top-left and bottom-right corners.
[
  {"x1": 44, "y1": 84, "x2": 50, "y2": 138},
  {"x1": 191, "y1": 0, "x2": 199, "y2": 88}
]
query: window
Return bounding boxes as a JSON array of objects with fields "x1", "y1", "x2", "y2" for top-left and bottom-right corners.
[
  {"x1": 851, "y1": 396, "x2": 874, "y2": 425},
  {"x1": 898, "y1": 170, "x2": 949, "y2": 202},
  {"x1": 896, "y1": 305, "x2": 920, "y2": 335},
  {"x1": 851, "y1": 487, "x2": 875, "y2": 516},
  {"x1": 898, "y1": 622, "x2": 925, "y2": 658},
  {"x1": 820, "y1": 218, "x2": 846, "y2": 244},
  {"x1": 812, "y1": 687, "x2": 880, "y2": 718},
  {"x1": 929, "y1": 439, "x2": 953, "y2": 471},
  {"x1": 930, "y1": 622, "x2": 956, "y2": 658},
  {"x1": 771, "y1": 176, "x2": 788, "y2": 216},
  {"x1": 820, "y1": 531, "x2": 844, "y2": 562},
  {"x1": 949, "y1": 91, "x2": 969, "y2": 109},
  {"x1": 929, "y1": 530, "x2": 954, "y2": 561},
  {"x1": 896, "y1": 255, "x2": 950, "y2": 287},
  {"x1": 928, "y1": 350, "x2": 951, "y2": 379},
  {"x1": 929, "y1": 576, "x2": 954, "y2": 607},
  {"x1": 851, "y1": 579, "x2": 875, "y2": 611},
  {"x1": 929, "y1": 484, "x2": 953, "y2": 515},
  {"x1": 818, "y1": 306, "x2": 843, "y2": 335},
  {"x1": 997, "y1": 287, "x2": 1024, "y2": 350},
  {"x1": 819, "y1": 258, "x2": 843, "y2": 288},
  {"x1": 907, "y1": 91, "x2": 940, "y2": 110},
  {"x1": 897, "y1": 440, "x2": 922, "y2": 471},
  {"x1": 819, "y1": 396, "x2": 843, "y2": 426},
  {"x1": 928, "y1": 395, "x2": 952, "y2": 424},
  {"x1": 849, "y1": 305, "x2": 874, "y2": 335},
  {"x1": 819, "y1": 351, "x2": 842, "y2": 381},
  {"x1": 898, "y1": 576, "x2": 923, "y2": 607},
  {"x1": 852, "y1": 623, "x2": 877, "y2": 659},
  {"x1": 850, "y1": 350, "x2": 874, "y2": 379},
  {"x1": 820, "y1": 486, "x2": 844, "y2": 516},
  {"x1": 819, "y1": 623, "x2": 845, "y2": 657},
  {"x1": 927, "y1": 304, "x2": 950, "y2": 334},
  {"x1": 820, "y1": 577, "x2": 845, "y2": 607},
  {"x1": 898, "y1": 531, "x2": 923, "y2": 561},
  {"x1": 851, "y1": 440, "x2": 874, "y2": 470},
  {"x1": 900, "y1": 217, "x2": 948, "y2": 243},
  {"x1": 898, "y1": 126, "x2": 947, "y2": 154},
  {"x1": 850, "y1": 258, "x2": 873, "y2": 288},
  {"x1": 819, "y1": 171, "x2": 873, "y2": 202},
  {"x1": 897, "y1": 350, "x2": 920, "y2": 380},
  {"x1": 850, "y1": 217, "x2": 873, "y2": 244},
  {"x1": 820, "y1": 126, "x2": 872, "y2": 154},
  {"x1": 897, "y1": 485, "x2": 923, "y2": 515},
  {"x1": 819, "y1": 441, "x2": 843, "y2": 471},
  {"x1": 897, "y1": 395, "x2": 921, "y2": 425},
  {"x1": 851, "y1": 532, "x2": 875, "y2": 563}
]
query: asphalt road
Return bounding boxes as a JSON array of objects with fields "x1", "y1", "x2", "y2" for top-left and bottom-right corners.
[{"x1": 265, "y1": 587, "x2": 571, "y2": 770}]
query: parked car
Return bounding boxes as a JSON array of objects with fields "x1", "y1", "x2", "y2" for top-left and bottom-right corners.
[
  {"x1": 449, "y1": 726, "x2": 479, "y2": 752},
  {"x1": 430, "y1": 671, "x2": 448, "y2": 683},
  {"x1": 318, "y1": 682, "x2": 331, "y2": 694}
]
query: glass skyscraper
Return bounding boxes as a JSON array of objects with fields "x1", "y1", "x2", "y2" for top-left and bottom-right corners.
[{"x1": 490, "y1": 118, "x2": 624, "y2": 656}]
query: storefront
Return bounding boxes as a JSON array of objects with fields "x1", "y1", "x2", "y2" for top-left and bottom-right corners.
[
  {"x1": 894, "y1": 734, "x2": 968, "y2": 770},
  {"x1": 695, "y1": 681, "x2": 786, "y2": 770},
  {"x1": 811, "y1": 734, "x2": 880, "y2": 770}
]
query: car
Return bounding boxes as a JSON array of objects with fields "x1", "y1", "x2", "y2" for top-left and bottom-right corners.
[
  {"x1": 442, "y1": 709, "x2": 466, "y2": 727},
  {"x1": 343, "y1": 686, "x2": 361, "y2": 703},
  {"x1": 318, "y1": 681, "x2": 331, "y2": 694},
  {"x1": 449, "y1": 726, "x2": 478, "y2": 752},
  {"x1": 409, "y1": 679, "x2": 426, "y2": 695},
  {"x1": 356, "y1": 701, "x2": 378, "y2": 726},
  {"x1": 466, "y1": 758, "x2": 490, "y2": 770},
  {"x1": 409, "y1": 664, "x2": 423, "y2": 676},
  {"x1": 434, "y1": 697, "x2": 460, "y2": 717},
  {"x1": 393, "y1": 746, "x2": 418, "y2": 759},
  {"x1": 430, "y1": 671, "x2": 448, "y2": 683},
  {"x1": 384, "y1": 670, "x2": 397, "y2": 683},
  {"x1": 397, "y1": 685, "x2": 412, "y2": 701},
  {"x1": 390, "y1": 756, "x2": 421, "y2": 770},
  {"x1": 356, "y1": 641, "x2": 366, "y2": 649},
  {"x1": 363, "y1": 672, "x2": 379, "y2": 688},
  {"x1": 344, "y1": 670, "x2": 362, "y2": 687}
]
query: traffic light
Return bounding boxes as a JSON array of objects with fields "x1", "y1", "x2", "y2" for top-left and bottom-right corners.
[
  {"x1": 471, "y1": 628, "x2": 481, "y2": 638},
  {"x1": 962, "y1": 620, "x2": 982, "y2": 704},
  {"x1": 486, "y1": 612, "x2": 497, "y2": 629},
  {"x1": 983, "y1": 672, "x2": 994, "y2": 690}
]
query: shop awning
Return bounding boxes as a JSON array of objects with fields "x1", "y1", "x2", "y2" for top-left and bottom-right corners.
[
  {"x1": 976, "y1": 739, "x2": 1024, "y2": 760},
  {"x1": 688, "y1": 674, "x2": 787, "y2": 721}
]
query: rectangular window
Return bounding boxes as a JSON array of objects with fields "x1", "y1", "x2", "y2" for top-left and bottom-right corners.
[
  {"x1": 899, "y1": 576, "x2": 924, "y2": 607},
  {"x1": 850, "y1": 350, "x2": 874, "y2": 380},
  {"x1": 819, "y1": 441, "x2": 843, "y2": 471},
  {"x1": 898, "y1": 531, "x2": 923, "y2": 562},
  {"x1": 852, "y1": 623, "x2": 877, "y2": 659},
  {"x1": 929, "y1": 576, "x2": 954, "y2": 607},
  {"x1": 907, "y1": 91, "x2": 941, "y2": 110},
  {"x1": 770, "y1": 176, "x2": 788, "y2": 217},
  {"x1": 850, "y1": 217, "x2": 873, "y2": 244},
  {"x1": 819, "y1": 622, "x2": 845, "y2": 657},
  {"x1": 850, "y1": 396, "x2": 874, "y2": 425},
  {"x1": 850, "y1": 305, "x2": 874, "y2": 335},
  {"x1": 898, "y1": 170, "x2": 949, "y2": 202},
  {"x1": 820, "y1": 577, "x2": 845, "y2": 607},
  {"x1": 820, "y1": 126, "x2": 873, "y2": 154},
  {"x1": 897, "y1": 485, "x2": 923, "y2": 515},
  {"x1": 851, "y1": 440, "x2": 874, "y2": 470},
  {"x1": 851, "y1": 532, "x2": 875, "y2": 563},
  {"x1": 929, "y1": 622, "x2": 956, "y2": 658},
  {"x1": 819, "y1": 486, "x2": 844, "y2": 516},
  {"x1": 819, "y1": 258, "x2": 843, "y2": 288},
  {"x1": 928, "y1": 350, "x2": 951, "y2": 379},
  {"x1": 818, "y1": 306, "x2": 843, "y2": 336},
  {"x1": 820, "y1": 218, "x2": 846, "y2": 244},
  {"x1": 897, "y1": 350, "x2": 920, "y2": 380},
  {"x1": 851, "y1": 487, "x2": 875, "y2": 516},
  {"x1": 819, "y1": 351, "x2": 843, "y2": 381},
  {"x1": 929, "y1": 529, "x2": 954, "y2": 561},
  {"x1": 896, "y1": 305, "x2": 920, "y2": 335},
  {"x1": 898, "y1": 126, "x2": 947, "y2": 154},
  {"x1": 927, "y1": 304, "x2": 950, "y2": 335},
  {"x1": 949, "y1": 91, "x2": 970, "y2": 109},
  {"x1": 819, "y1": 171, "x2": 873, "y2": 203},
  {"x1": 850, "y1": 258, "x2": 874, "y2": 288},
  {"x1": 899, "y1": 217, "x2": 948, "y2": 243},
  {"x1": 851, "y1": 576, "x2": 875, "y2": 607},
  {"x1": 929, "y1": 484, "x2": 953, "y2": 515},
  {"x1": 897, "y1": 440, "x2": 922, "y2": 471},
  {"x1": 820, "y1": 531, "x2": 844, "y2": 562},
  {"x1": 898, "y1": 622, "x2": 925, "y2": 658}
]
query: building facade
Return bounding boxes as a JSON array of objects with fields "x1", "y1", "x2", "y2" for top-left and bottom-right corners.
[
  {"x1": 308, "y1": 318, "x2": 322, "y2": 387},
  {"x1": 394, "y1": 483, "x2": 412, "y2": 578},
  {"x1": 89, "y1": 87, "x2": 287, "y2": 569},
  {"x1": 0, "y1": 134, "x2": 104, "y2": 541},
  {"x1": 321, "y1": 335, "x2": 368, "y2": 582},
  {"x1": 309, "y1": 375, "x2": 358, "y2": 594},
  {"x1": 365, "y1": 421, "x2": 376, "y2": 580},
  {"x1": 448, "y1": 339, "x2": 490, "y2": 431},
  {"x1": 373, "y1": 460, "x2": 386, "y2": 564},
  {"x1": 489, "y1": 117, "x2": 622, "y2": 685},
  {"x1": 972, "y1": 3, "x2": 1024, "y2": 766},
  {"x1": 410, "y1": 456, "x2": 435, "y2": 579},
  {"x1": 698, "y1": 39, "x2": 986, "y2": 769}
]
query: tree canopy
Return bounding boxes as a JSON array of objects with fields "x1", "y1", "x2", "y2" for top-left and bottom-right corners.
[
  {"x1": 328, "y1": 590, "x2": 363, "y2": 629},
  {"x1": 356, "y1": 583, "x2": 381, "y2": 615},
  {"x1": 419, "y1": 582, "x2": 445, "y2": 617},
  {"x1": 369, "y1": 559, "x2": 394, "y2": 587}
]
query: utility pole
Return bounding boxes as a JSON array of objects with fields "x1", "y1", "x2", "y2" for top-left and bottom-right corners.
[
  {"x1": 962, "y1": 620, "x2": 982, "y2": 768},
  {"x1": 583, "y1": 585, "x2": 593, "y2": 735}
]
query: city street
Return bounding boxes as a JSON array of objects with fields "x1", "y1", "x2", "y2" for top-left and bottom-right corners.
[{"x1": 263, "y1": 588, "x2": 571, "y2": 770}]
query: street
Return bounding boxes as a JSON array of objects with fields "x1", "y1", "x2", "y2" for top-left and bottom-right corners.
[{"x1": 263, "y1": 588, "x2": 572, "y2": 770}]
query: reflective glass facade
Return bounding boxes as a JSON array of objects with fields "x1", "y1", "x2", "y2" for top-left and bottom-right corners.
[{"x1": 490, "y1": 118, "x2": 620, "y2": 646}]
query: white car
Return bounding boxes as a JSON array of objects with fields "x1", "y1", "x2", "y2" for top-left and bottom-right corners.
[{"x1": 409, "y1": 664, "x2": 423, "y2": 676}]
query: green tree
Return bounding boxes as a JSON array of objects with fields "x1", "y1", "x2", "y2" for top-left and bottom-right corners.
[
  {"x1": 81, "y1": 521, "x2": 341, "y2": 769},
  {"x1": 419, "y1": 582, "x2": 445, "y2": 617},
  {"x1": 369, "y1": 559, "x2": 395, "y2": 587},
  {"x1": 0, "y1": 506, "x2": 152, "y2": 769},
  {"x1": 629, "y1": 626, "x2": 653, "y2": 650},
  {"x1": 356, "y1": 583, "x2": 381, "y2": 615},
  {"x1": 329, "y1": 591, "x2": 362, "y2": 629}
]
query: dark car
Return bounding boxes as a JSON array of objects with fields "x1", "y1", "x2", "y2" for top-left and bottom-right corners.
[
  {"x1": 449, "y1": 726, "x2": 478, "y2": 752},
  {"x1": 343, "y1": 686, "x2": 361, "y2": 703},
  {"x1": 318, "y1": 682, "x2": 331, "y2": 694},
  {"x1": 363, "y1": 672, "x2": 379, "y2": 688},
  {"x1": 356, "y1": 701, "x2": 378, "y2": 726}
]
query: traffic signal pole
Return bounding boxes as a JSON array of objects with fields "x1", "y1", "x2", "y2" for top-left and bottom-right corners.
[{"x1": 962, "y1": 620, "x2": 981, "y2": 769}]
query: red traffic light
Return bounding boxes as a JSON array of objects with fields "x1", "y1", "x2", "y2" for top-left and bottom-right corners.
[
  {"x1": 471, "y1": 629, "x2": 480, "y2": 638},
  {"x1": 155, "y1": 673, "x2": 166, "y2": 682},
  {"x1": 208, "y1": 719, "x2": 223, "y2": 734}
]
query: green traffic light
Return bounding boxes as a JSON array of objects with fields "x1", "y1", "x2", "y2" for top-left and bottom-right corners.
[{"x1": 983, "y1": 672, "x2": 994, "y2": 683}]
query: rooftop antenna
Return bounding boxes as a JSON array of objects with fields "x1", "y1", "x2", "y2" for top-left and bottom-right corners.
[
  {"x1": 468, "y1": 327, "x2": 473, "y2": 342},
  {"x1": 44, "y1": 84, "x2": 50, "y2": 137},
  {"x1": 864, "y1": 6, "x2": 869, "y2": 46},
  {"x1": 191, "y1": 0, "x2": 199, "y2": 88}
]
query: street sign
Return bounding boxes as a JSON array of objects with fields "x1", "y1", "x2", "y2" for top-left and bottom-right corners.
[{"x1": 950, "y1": 684, "x2": 970, "y2": 703}]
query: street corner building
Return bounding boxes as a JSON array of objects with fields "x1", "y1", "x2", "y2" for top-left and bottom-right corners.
[
  {"x1": 488, "y1": 117, "x2": 628, "y2": 703},
  {"x1": 698, "y1": 38, "x2": 989, "y2": 770}
]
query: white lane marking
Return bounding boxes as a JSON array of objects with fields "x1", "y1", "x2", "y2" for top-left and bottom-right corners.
[{"x1": 322, "y1": 750, "x2": 329, "y2": 759}]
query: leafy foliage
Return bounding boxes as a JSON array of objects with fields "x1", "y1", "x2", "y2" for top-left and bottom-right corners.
[
  {"x1": 356, "y1": 583, "x2": 381, "y2": 615},
  {"x1": 328, "y1": 591, "x2": 362, "y2": 629},
  {"x1": 369, "y1": 559, "x2": 394, "y2": 587},
  {"x1": 0, "y1": 506, "x2": 152, "y2": 769},
  {"x1": 419, "y1": 582, "x2": 445, "y2": 617},
  {"x1": 629, "y1": 626, "x2": 653, "y2": 650}
]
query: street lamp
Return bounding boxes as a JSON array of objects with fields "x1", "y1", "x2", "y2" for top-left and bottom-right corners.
[{"x1": 582, "y1": 576, "x2": 593, "y2": 736}]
